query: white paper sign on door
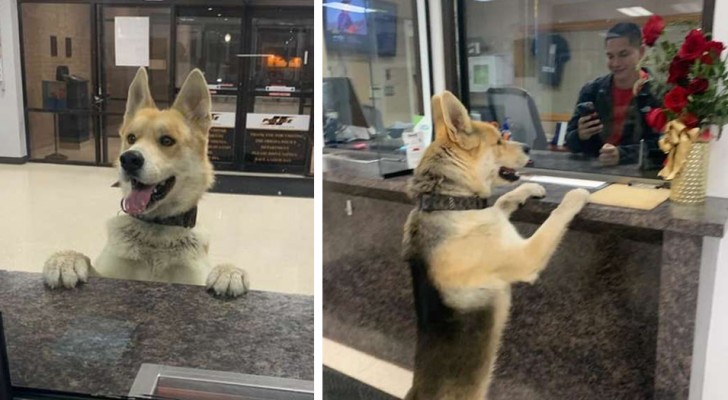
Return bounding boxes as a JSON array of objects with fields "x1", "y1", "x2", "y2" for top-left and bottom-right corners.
[{"x1": 115, "y1": 17, "x2": 149, "y2": 67}]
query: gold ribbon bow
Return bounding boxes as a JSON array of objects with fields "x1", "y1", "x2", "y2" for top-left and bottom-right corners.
[{"x1": 658, "y1": 120, "x2": 700, "y2": 180}]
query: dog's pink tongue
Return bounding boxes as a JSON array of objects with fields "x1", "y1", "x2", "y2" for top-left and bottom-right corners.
[{"x1": 123, "y1": 186, "x2": 154, "y2": 216}]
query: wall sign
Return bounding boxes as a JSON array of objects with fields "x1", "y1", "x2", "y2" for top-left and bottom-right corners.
[
  {"x1": 244, "y1": 113, "x2": 310, "y2": 170},
  {"x1": 208, "y1": 111, "x2": 236, "y2": 163}
]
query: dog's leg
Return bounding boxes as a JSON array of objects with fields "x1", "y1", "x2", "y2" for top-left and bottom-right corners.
[
  {"x1": 503, "y1": 188, "x2": 590, "y2": 283},
  {"x1": 206, "y1": 264, "x2": 249, "y2": 298},
  {"x1": 494, "y1": 183, "x2": 546, "y2": 216},
  {"x1": 43, "y1": 250, "x2": 99, "y2": 289}
]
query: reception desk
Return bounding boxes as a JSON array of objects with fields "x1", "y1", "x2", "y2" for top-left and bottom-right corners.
[
  {"x1": 323, "y1": 171, "x2": 728, "y2": 399},
  {"x1": 0, "y1": 270, "x2": 313, "y2": 397}
]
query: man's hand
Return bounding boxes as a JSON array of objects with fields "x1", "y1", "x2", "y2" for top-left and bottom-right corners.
[
  {"x1": 578, "y1": 113, "x2": 603, "y2": 140},
  {"x1": 599, "y1": 143, "x2": 619, "y2": 166}
]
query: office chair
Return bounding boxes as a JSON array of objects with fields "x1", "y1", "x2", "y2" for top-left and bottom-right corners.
[{"x1": 478, "y1": 87, "x2": 549, "y2": 150}]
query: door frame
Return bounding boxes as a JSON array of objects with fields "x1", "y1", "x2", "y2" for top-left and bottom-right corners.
[
  {"x1": 237, "y1": 6, "x2": 314, "y2": 175},
  {"x1": 96, "y1": 3, "x2": 178, "y2": 165}
]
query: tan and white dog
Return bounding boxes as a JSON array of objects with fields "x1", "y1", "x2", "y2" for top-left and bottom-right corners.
[
  {"x1": 42, "y1": 68, "x2": 248, "y2": 298},
  {"x1": 402, "y1": 91, "x2": 590, "y2": 399}
]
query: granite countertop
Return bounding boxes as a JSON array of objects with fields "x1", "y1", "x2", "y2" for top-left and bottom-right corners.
[
  {"x1": 324, "y1": 171, "x2": 728, "y2": 238},
  {"x1": 0, "y1": 270, "x2": 313, "y2": 396}
]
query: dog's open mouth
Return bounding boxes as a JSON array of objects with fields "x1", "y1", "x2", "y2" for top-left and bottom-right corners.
[
  {"x1": 122, "y1": 176, "x2": 176, "y2": 216},
  {"x1": 498, "y1": 167, "x2": 520, "y2": 182}
]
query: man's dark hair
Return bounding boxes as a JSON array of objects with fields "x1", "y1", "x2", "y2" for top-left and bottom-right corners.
[{"x1": 605, "y1": 23, "x2": 643, "y2": 47}]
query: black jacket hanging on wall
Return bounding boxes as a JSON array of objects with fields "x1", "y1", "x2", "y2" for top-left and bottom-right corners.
[{"x1": 532, "y1": 34, "x2": 571, "y2": 88}]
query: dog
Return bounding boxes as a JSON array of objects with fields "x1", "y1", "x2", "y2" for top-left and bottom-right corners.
[
  {"x1": 402, "y1": 91, "x2": 590, "y2": 399},
  {"x1": 42, "y1": 67, "x2": 248, "y2": 298}
]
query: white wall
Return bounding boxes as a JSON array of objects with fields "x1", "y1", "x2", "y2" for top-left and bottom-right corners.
[
  {"x1": 690, "y1": 0, "x2": 728, "y2": 398},
  {"x1": 0, "y1": 0, "x2": 27, "y2": 159}
]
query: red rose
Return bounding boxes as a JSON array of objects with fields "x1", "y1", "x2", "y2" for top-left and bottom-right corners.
[
  {"x1": 642, "y1": 15, "x2": 665, "y2": 47},
  {"x1": 668, "y1": 57, "x2": 692, "y2": 85},
  {"x1": 689, "y1": 78, "x2": 709, "y2": 94},
  {"x1": 679, "y1": 29, "x2": 708, "y2": 61},
  {"x1": 702, "y1": 40, "x2": 726, "y2": 64},
  {"x1": 646, "y1": 108, "x2": 667, "y2": 132},
  {"x1": 680, "y1": 112, "x2": 700, "y2": 129},
  {"x1": 664, "y1": 86, "x2": 691, "y2": 113}
]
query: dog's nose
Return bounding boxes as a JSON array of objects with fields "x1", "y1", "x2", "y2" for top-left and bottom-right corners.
[
  {"x1": 120, "y1": 151, "x2": 144, "y2": 173},
  {"x1": 522, "y1": 145, "x2": 531, "y2": 155}
]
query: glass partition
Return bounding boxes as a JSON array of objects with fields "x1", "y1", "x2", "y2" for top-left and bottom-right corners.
[
  {"x1": 461, "y1": 0, "x2": 703, "y2": 180},
  {"x1": 322, "y1": 0, "x2": 430, "y2": 178}
]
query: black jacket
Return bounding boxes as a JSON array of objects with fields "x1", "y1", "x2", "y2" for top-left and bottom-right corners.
[{"x1": 565, "y1": 73, "x2": 665, "y2": 166}]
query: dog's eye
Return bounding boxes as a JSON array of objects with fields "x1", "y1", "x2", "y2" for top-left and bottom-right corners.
[
  {"x1": 497, "y1": 139, "x2": 503, "y2": 145},
  {"x1": 127, "y1": 134, "x2": 136, "y2": 145},
  {"x1": 160, "y1": 136, "x2": 176, "y2": 147}
]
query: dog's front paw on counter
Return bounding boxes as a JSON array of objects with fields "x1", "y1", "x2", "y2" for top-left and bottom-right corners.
[
  {"x1": 557, "y1": 188, "x2": 591, "y2": 216},
  {"x1": 206, "y1": 264, "x2": 249, "y2": 298},
  {"x1": 43, "y1": 250, "x2": 92, "y2": 289}
]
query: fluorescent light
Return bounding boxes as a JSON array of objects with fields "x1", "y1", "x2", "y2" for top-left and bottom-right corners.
[
  {"x1": 521, "y1": 175, "x2": 607, "y2": 189},
  {"x1": 323, "y1": 2, "x2": 382, "y2": 13},
  {"x1": 617, "y1": 7, "x2": 653, "y2": 17}
]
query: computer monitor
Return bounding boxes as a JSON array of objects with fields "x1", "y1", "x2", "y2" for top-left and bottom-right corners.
[{"x1": 323, "y1": 77, "x2": 369, "y2": 128}]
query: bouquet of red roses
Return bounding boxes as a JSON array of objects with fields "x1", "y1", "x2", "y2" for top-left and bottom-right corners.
[
  {"x1": 640, "y1": 15, "x2": 727, "y2": 179},
  {"x1": 643, "y1": 15, "x2": 728, "y2": 139}
]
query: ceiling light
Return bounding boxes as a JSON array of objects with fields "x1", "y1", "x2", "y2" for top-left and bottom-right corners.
[
  {"x1": 323, "y1": 2, "x2": 381, "y2": 13},
  {"x1": 224, "y1": 33, "x2": 231, "y2": 43},
  {"x1": 617, "y1": 7, "x2": 653, "y2": 17}
]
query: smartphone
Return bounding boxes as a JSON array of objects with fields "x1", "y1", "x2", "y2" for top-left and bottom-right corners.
[{"x1": 576, "y1": 101, "x2": 596, "y2": 117}]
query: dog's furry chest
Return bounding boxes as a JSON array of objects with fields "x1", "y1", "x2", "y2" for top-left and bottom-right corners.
[{"x1": 99, "y1": 216, "x2": 209, "y2": 278}]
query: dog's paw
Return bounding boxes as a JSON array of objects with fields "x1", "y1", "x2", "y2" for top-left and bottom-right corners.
[
  {"x1": 558, "y1": 188, "x2": 590, "y2": 215},
  {"x1": 519, "y1": 183, "x2": 547, "y2": 200},
  {"x1": 206, "y1": 264, "x2": 249, "y2": 298},
  {"x1": 43, "y1": 250, "x2": 92, "y2": 289}
]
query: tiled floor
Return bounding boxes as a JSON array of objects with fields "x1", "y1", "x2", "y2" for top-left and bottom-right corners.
[
  {"x1": 0, "y1": 163, "x2": 313, "y2": 295},
  {"x1": 323, "y1": 338, "x2": 412, "y2": 399}
]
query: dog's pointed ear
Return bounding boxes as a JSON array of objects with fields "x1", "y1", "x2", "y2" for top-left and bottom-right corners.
[
  {"x1": 439, "y1": 91, "x2": 477, "y2": 149},
  {"x1": 125, "y1": 67, "x2": 156, "y2": 121},
  {"x1": 172, "y1": 69, "x2": 211, "y2": 132}
]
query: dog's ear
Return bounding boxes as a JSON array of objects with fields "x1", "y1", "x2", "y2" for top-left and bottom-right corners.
[
  {"x1": 439, "y1": 91, "x2": 477, "y2": 150},
  {"x1": 172, "y1": 69, "x2": 211, "y2": 132},
  {"x1": 124, "y1": 67, "x2": 156, "y2": 122}
]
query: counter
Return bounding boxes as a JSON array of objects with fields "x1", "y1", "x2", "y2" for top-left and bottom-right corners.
[
  {"x1": 323, "y1": 171, "x2": 728, "y2": 399},
  {"x1": 0, "y1": 270, "x2": 313, "y2": 396}
]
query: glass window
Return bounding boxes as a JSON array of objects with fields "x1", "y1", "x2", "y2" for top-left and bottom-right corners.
[
  {"x1": 322, "y1": 0, "x2": 431, "y2": 178},
  {"x1": 462, "y1": 0, "x2": 702, "y2": 180}
]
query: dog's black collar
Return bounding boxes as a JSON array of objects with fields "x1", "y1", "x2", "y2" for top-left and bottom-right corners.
[
  {"x1": 123, "y1": 204, "x2": 198, "y2": 228},
  {"x1": 417, "y1": 194, "x2": 489, "y2": 212}
]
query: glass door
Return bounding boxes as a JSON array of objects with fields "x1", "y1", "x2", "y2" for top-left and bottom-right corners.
[
  {"x1": 97, "y1": 6, "x2": 173, "y2": 165},
  {"x1": 240, "y1": 10, "x2": 314, "y2": 174},
  {"x1": 21, "y1": 3, "x2": 99, "y2": 164},
  {"x1": 176, "y1": 7, "x2": 244, "y2": 169}
]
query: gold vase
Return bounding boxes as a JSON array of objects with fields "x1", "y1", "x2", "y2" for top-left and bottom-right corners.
[{"x1": 670, "y1": 140, "x2": 709, "y2": 204}]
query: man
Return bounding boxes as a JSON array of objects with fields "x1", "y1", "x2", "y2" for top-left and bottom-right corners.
[{"x1": 565, "y1": 22, "x2": 663, "y2": 167}]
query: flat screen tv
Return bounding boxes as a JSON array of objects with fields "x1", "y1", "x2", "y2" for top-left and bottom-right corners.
[{"x1": 324, "y1": 0, "x2": 398, "y2": 57}]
